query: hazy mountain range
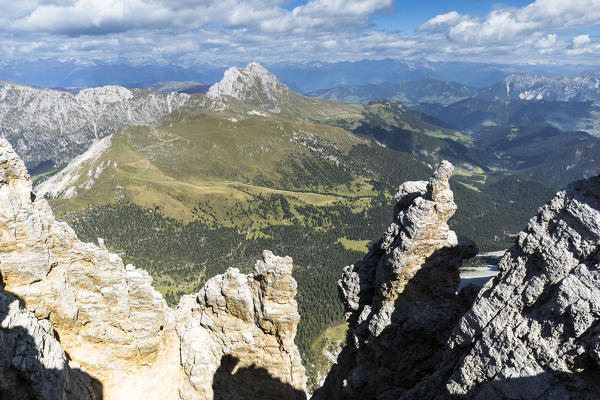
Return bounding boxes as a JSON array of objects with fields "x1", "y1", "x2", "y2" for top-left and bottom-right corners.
[
  {"x1": 309, "y1": 73, "x2": 600, "y2": 104},
  {"x1": 1, "y1": 57, "x2": 598, "y2": 93}
]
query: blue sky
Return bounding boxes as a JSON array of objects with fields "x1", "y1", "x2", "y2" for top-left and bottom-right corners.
[{"x1": 1, "y1": 0, "x2": 599, "y2": 67}]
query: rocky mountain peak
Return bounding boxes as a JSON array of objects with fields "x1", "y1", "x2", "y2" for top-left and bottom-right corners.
[
  {"x1": 207, "y1": 62, "x2": 290, "y2": 112},
  {"x1": 0, "y1": 82, "x2": 201, "y2": 172},
  {"x1": 492, "y1": 72, "x2": 600, "y2": 101}
]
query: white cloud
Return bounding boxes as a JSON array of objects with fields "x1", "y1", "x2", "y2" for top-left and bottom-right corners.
[
  {"x1": 8, "y1": 0, "x2": 391, "y2": 35},
  {"x1": 572, "y1": 34, "x2": 591, "y2": 48},
  {"x1": 0, "y1": 0, "x2": 599, "y2": 68},
  {"x1": 419, "y1": 0, "x2": 600, "y2": 43},
  {"x1": 417, "y1": 11, "x2": 466, "y2": 33},
  {"x1": 566, "y1": 34, "x2": 599, "y2": 55},
  {"x1": 535, "y1": 33, "x2": 557, "y2": 49}
]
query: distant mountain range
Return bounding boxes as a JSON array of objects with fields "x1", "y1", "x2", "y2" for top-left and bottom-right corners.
[
  {"x1": 480, "y1": 73, "x2": 600, "y2": 102},
  {"x1": 0, "y1": 82, "x2": 203, "y2": 173},
  {"x1": 416, "y1": 98, "x2": 600, "y2": 137},
  {"x1": 309, "y1": 72, "x2": 600, "y2": 104},
  {"x1": 307, "y1": 78, "x2": 478, "y2": 105},
  {"x1": 308, "y1": 73, "x2": 600, "y2": 137},
  {"x1": 1, "y1": 57, "x2": 598, "y2": 92}
]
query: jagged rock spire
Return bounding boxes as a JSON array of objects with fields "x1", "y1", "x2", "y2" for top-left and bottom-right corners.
[
  {"x1": 176, "y1": 250, "x2": 307, "y2": 399},
  {"x1": 316, "y1": 160, "x2": 600, "y2": 399},
  {"x1": 315, "y1": 161, "x2": 478, "y2": 399},
  {"x1": 406, "y1": 173, "x2": 600, "y2": 399}
]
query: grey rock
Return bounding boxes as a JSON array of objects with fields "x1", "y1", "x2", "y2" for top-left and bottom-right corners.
[
  {"x1": 0, "y1": 83, "x2": 204, "y2": 171},
  {"x1": 316, "y1": 162, "x2": 600, "y2": 399},
  {"x1": 0, "y1": 289, "x2": 100, "y2": 400},
  {"x1": 314, "y1": 161, "x2": 477, "y2": 399},
  {"x1": 176, "y1": 250, "x2": 307, "y2": 400},
  {"x1": 0, "y1": 138, "x2": 308, "y2": 399}
]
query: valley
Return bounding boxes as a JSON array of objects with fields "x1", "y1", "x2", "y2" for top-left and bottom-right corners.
[{"x1": 2, "y1": 63, "x2": 594, "y2": 391}]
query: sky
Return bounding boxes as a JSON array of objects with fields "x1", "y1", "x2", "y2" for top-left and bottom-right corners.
[{"x1": 1, "y1": 0, "x2": 600, "y2": 67}]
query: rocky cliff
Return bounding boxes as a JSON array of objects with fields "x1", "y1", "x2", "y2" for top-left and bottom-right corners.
[
  {"x1": 315, "y1": 161, "x2": 600, "y2": 399},
  {"x1": 0, "y1": 83, "x2": 202, "y2": 172},
  {"x1": 408, "y1": 170, "x2": 600, "y2": 399},
  {"x1": 0, "y1": 138, "x2": 306, "y2": 399},
  {"x1": 176, "y1": 252, "x2": 306, "y2": 399},
  {"x1": 313, "y1": 161, "x2": 478, "y2": 399}
]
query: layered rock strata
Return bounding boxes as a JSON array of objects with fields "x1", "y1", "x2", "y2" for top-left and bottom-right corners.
[
  {"x1": 316, "y1": 161, "x2": 600, "y2": 399},
  {"x1": 0, "y1": 138, "x2": 306, "y2": 399}
]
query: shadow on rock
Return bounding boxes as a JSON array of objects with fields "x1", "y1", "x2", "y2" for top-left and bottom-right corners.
[
  {"x1": 315, "y1": 238, "x2": 478, "y2": 400},
  {"x1": 459, "y1": 370, "x2": 600, "y2": 400},
  {"x1": 212, "y1": 354, "x2": 306, "y2": 400},
  {"x1": 0, "y1": 276, "x2": 103, "y2": 400}
]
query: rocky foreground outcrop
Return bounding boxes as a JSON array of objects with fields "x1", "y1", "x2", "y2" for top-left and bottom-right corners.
[
  {"x1": 0, "y1": 138, "x2": 306, "y2": 399},
  {"x1": 176, "y1": 252, "x2": 306, "y2": 399},
  {"x1": 315, "y1": 161, "x2": 600, "y2": 399},
  {"x1": 314, "y1": 161, "x2": 478, "y2": 399}
]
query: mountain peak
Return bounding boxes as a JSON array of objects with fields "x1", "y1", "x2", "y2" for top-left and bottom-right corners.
[{"x1": 207, "y1": 62, "x2": 290, "y2": 112}]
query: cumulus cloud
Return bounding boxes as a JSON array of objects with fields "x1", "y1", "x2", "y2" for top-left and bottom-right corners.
[
  {"x1": 0, "y1": 0, "x2": 599, "y2": 67},
  {"x1": 419, "y1": 0, "x2": 600, "y2": 43},
  {"x1": 417, "y1": 11, "x2": 466, "y2": 33},
  {"x1": 572, "y1": 34, "x2": 591, "y2": 48},
  {"x1": 566, "y1": 34, "x2": 599, "y2": 55},
  {"x1": 7, "y1": 0, "x2": 391, "y2": 35}
]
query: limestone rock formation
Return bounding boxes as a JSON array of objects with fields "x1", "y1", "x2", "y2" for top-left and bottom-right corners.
[
  {"x1": 0, "y1": 138, "x2": 307, "y2": 399},
  {"x1": 0, "y1": 288, "x2": 100, "y2": 400},
  {"x1": 206, "y1": 62, "x2": 290, "y2": 113},
  {"x1": 406, "y1": 173, "x2": 600, "y2": 399},
  {"x1": 0, "y1": 138, "x2": 182, "y2": 398},
  {"x1": 176, "y1": 251, "x2": 306, "y2": 399},
  {"x1": 0, "y1": 83, "x2": 202, "y2": 171},
  {"x1": 315, "y1": 161, "x2": 600, "y2": 399},
  {"x1": 314, "y1": 161, "x2": 478, "y2": 399}
]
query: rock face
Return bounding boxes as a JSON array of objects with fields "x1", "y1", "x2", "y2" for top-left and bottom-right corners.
[
  {"x1": 315, "y1": 161, "x2": 600, "y2": 399},
  {"x1": 0, "y1": 138, "x2": 182, "y2": 399},
  {"x1": 0, "y1": 138, "x2": 307, "y2": 399},
  {"x1": 207, "y1": 62, "x2": 290, "y2": 113},
  {"x1": 407, "y1": 173, "x2": 600, "y2": 399},
  {"x1": 0, "y1": 83, "x2": 202, "y2": 171},
  {"x1": 176, "y1": 251, "x2": 306, "y2": 399},
  {"x1": 0, "y1": 288, "x2": 100, "y2": 400},
  {"x1": 314, "y1": 161, "x2": 477, "y2": 399}
]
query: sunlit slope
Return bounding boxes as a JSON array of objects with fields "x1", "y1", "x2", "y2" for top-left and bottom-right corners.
[{"x1": 45, "y1": 111, "x2": 430, "y2": 226}]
